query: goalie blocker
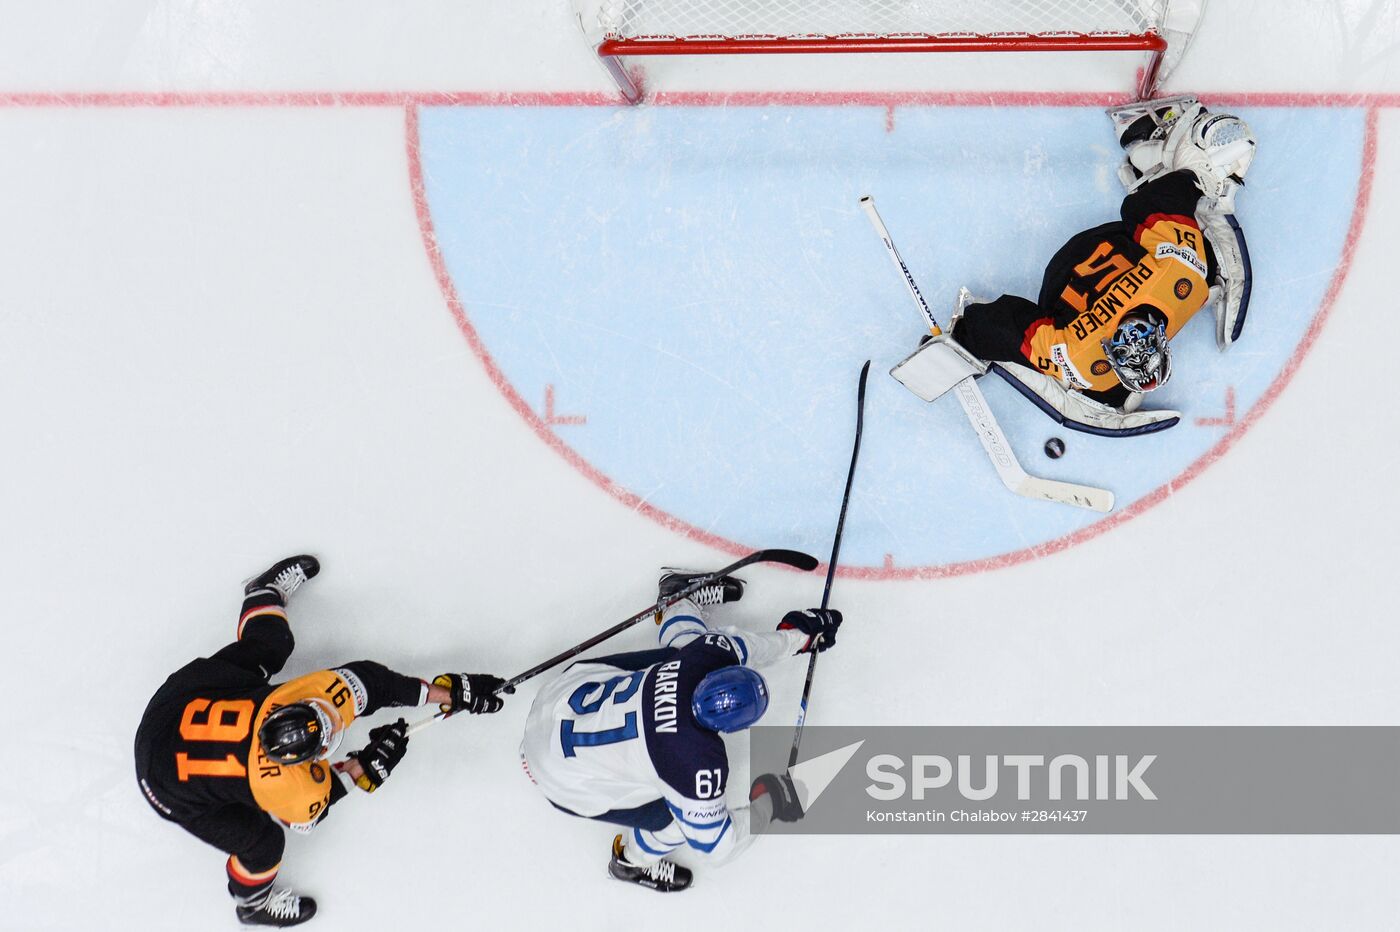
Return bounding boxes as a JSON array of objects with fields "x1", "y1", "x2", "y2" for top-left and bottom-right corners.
[{"x1": 889, "y1": 334, "x2": 986, "y2": 403}]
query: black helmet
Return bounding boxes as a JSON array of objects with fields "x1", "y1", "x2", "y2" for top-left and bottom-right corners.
[{"x1": 258, "y1": 699, "x2": 341, "y2": 765}]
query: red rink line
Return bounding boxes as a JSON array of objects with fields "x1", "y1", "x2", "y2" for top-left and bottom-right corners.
[
  {"x1": 1, "y1": 88, "x2": 1399, "y2": 109},
  {"x1": 0, "y1": 90, "x2": 619, "y2": 108},
  {"x1": 2, "y1": 86, "x2": 1372, "y2": 578}
]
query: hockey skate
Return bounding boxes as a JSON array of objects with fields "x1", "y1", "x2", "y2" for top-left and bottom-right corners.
[
  {"x1": 243, "y1": 555, "x2": 320, "y2": 602},
  {"x1": 658, "y1": 567, "x2": 744, "y2": 608},
  {"x1": 1106, "y1": 94, "x2": 1200, "y2": 142},
  {"x1": 607, "y1": 834, "x2": 693, "y2": 892},
  {"x1": 236, "y1": 888, "x2": 317, "y2": 927}
]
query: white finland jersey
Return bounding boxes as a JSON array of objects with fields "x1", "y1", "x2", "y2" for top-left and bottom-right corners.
[{"x1": 521, "y1": 603, "x2": 805, "y2": 864}]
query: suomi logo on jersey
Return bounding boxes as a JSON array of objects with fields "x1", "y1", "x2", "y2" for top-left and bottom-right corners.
[{"x1": 417, "y1": 104, "x2": 1369, "y2": 574}]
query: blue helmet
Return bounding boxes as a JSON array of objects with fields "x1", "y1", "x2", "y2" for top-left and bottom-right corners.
[{"x1": 691, "y1": 667, "x2": 769, "y2": 733}]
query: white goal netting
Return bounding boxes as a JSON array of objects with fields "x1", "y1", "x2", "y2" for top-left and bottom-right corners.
[{"x1": 578, "y1": 0, "x2": 1170, "y2": 42}]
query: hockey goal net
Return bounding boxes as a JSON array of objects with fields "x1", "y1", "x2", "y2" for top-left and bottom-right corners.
[{"x1": 571, "y1": 0, "x2": 1205, "y2": 103}]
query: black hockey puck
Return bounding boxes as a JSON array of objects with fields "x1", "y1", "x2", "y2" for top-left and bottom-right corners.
[{"x1": 1044, "y1": 437, "x2": 1066, "y2": 459}]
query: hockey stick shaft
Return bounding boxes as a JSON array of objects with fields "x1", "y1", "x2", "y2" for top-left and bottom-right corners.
[
  {"x1": 860, "y1": 196, "x2": 1113, "y2": 513},
  {"x1": 789, "y1": 360, "x2": 870, "y2": 769},
  {"x1": 860, "y1": 196, "x2": 941, "y2": 336},
  {"x1": 406, "y1": 548, "x2": 819, "y2": 736}
]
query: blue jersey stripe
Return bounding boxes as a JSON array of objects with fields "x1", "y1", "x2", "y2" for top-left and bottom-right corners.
[
  {"x1": 659, "y1": 614, "x2": 704, "y2": 646},
  {"x1": 683, "y1": 817, "x2": 732, "y2": 852},
  {"x1": 632, "y1": 827, "x2": 677, "y2": 857}
]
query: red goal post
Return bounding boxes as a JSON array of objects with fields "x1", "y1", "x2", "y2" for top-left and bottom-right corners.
[{"x1": 570, "y1": 0, "x2": 1208, "y2": 104}]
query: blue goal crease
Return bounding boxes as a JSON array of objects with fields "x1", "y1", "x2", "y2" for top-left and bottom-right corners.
[{"x1": 417, "y1": 104, "x2": 1365, "y2": 569}]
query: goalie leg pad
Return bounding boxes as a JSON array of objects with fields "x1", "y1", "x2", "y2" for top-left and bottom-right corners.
[
  {"x1": 1198, "y1": 208, "x2": 1253, "y2": 349},
  {"x1": 990, "y1": 363, "x2": 1181, "y2": 438},
  {"x1": 890, "y1": 335, "x2": 988, "y2": 403}
]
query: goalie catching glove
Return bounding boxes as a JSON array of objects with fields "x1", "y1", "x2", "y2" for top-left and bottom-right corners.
[
  {"x1": 434, "y1": 673, "x2": 511, "y2": 715},
  {"x1": 344, "y1": 719, "x2": 409, "y2": 793},
  {"x1": 779, "y1": 608, "x2": 843, "y2": 653},
  {"x1": 1111, "y1": 96, "x2": 1256, "y2": 214}
]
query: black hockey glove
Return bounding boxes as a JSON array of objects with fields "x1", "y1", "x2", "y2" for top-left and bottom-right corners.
[
  {"x1": 750, "y1": 772, "x2": 805, "y2": 823},
  {"x1": 347, "y1": 719, "x2": 409, "y2": 793},
  {"x1": 433, "y1": 673, "x2": 511, "y2": 715},
  {"x1": 778, "y1": 608, "x2": 843, "y2": 653}
]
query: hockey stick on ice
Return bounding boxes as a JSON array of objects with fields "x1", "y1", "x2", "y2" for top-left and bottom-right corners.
[
  {"x1": 406, "y1": 548, "x2": 820, "y2": 736},
  {"x1": 859, "y1": 196, "x2": 1114, "y2": 513},
  {"x1": 789, "y1": 359, "x2": 870, "y2": 768}
]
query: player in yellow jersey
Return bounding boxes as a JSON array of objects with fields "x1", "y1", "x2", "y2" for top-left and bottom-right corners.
[
  {"x1": 134, "y1": 555, "x2": 508, "y2": 926},
  {"x1": 938, "y1": 98, "x2": 1256, "y2": 436}
]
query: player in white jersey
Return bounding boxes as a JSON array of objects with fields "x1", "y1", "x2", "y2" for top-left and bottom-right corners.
[{"x1": 521, "y1": 568, "x2": 842, "y2": 891}]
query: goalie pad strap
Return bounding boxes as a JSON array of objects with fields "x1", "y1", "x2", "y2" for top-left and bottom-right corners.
[{"x1": 990, "y1": 363, "x2": 1181, "y2": 438}]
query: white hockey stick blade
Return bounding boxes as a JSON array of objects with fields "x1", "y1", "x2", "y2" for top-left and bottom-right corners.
[
  {"x1": 1014, "y1": 476, "x2": 1115, "y2": 513},
  {"x1": 953, "y1": 379, "x2": 1114, "y2": 513}
]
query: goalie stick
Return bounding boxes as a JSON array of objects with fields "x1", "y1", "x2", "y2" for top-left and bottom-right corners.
[
  {"x1": 405, "y1": 547, "x2": 820, "y2": 736},
  {"x1": 859, "y1": 195, "x2": 1114, "y2": 514},
  {"x1": 790, "y1": 359, "x2": 870, "y2": 768}
]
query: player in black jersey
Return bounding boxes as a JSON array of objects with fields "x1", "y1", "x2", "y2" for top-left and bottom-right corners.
[{"x1": 134, "y1": 555, "x2": 507, "y2": 926}]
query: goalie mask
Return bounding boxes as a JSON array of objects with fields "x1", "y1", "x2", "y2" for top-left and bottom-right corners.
[
  {"x1": 258, "y1": 697, "x2": 345, "y2": 765},
  {"x1": 1101, "y1": 311, "x2": 1173, "y2": 393}
]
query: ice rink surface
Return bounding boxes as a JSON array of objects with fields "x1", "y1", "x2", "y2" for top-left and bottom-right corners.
[{"x1": 3, "y1": 2, "x2": 1400, "y2": 929}]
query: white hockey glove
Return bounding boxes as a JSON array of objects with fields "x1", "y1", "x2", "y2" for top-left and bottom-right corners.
[
  {"x1": 1197, "y1": 207, "x2": 1253, "y2": 349},
  {"x1": 1167, "y1": 110, "x2": 1256, "y2": 213}
]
